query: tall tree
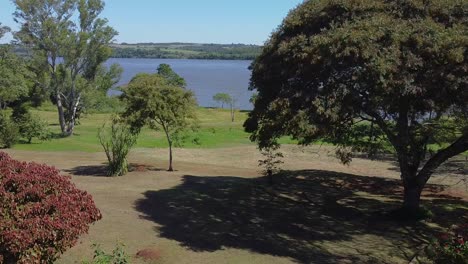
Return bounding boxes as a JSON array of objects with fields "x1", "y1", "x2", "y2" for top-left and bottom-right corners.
[
  {"x1": 13, "y1": 0, "x2": 119, "y2": 136},
  {"x1": 245, "y1": 0, "x2": 467, "y2": 213},
  {"x1": 0, "y1": 25, "x2": 30, "y2": 109},
  {"x1": 122, "y1": 73, "x2": 198, "y2": 171},
  {"x1": 156, "y1": 63, "x2": 186, "y2": 88}
]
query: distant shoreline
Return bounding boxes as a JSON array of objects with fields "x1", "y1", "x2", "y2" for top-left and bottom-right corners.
[{"x1": 111, "y1": 42, "x2": 262, "y2": 61}]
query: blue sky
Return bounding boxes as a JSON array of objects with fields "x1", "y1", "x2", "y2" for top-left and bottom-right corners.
[{"x1": 0, "y1": 0, "x2": 303, "y2": 44}]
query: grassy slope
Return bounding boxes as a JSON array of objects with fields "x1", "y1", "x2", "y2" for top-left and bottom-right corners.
[{"x1": 13, "y1": 107, "x2": 295, "y2": 152}]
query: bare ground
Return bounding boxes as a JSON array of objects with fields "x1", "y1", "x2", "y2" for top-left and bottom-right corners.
[{"x1": 4, "y1": 146, "x2": 467, "y2": 264}]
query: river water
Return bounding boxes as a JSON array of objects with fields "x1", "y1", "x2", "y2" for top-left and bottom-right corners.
[{"x1": 105, "y1": 58, "x2": 254, "y2": 110}]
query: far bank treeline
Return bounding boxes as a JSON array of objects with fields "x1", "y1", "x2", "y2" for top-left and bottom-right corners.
[
  {"x1": 9, "y1": 43, "x2": 262, "y2": 60},
  {"x1": 112, "y1": 43, "x2": 262, "y2": 60}
]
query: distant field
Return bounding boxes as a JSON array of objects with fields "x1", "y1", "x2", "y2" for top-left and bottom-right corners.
[{"x1": 13, "y1": 107, "x2": 295, "y2": 152}]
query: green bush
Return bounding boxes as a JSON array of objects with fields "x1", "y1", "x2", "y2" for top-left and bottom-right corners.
[
  {"x1": 98, "y1": 117, "x2": 137, "y2": 176},
  {"x1": 0, "y1": 111, "x2": 19, "y2": 148},
  {"x1": 12, "y1": 105, "x2": 50, "y2": 143},
  {"x1": 82, "y1": 243, "x2": 129, "y2": 264}
]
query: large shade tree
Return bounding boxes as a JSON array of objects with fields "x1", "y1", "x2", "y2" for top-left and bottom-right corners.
[
  {"x1": 245, "y1": 0, "x2": 467, "y2": 213},
  {"x1": 13, "y1": 0, "x2": 119, "y2": 136}
]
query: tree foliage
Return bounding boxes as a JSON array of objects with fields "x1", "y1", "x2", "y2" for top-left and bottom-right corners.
[
  {"x1": 122, "y1": 73, "x2": 198, "y2": 171},
  {"x1": 245, "y1": 0, "x2": 467, "y2": 212},
  {"x1": 156, "y1": 63, "x2": 186, "y2": 88},
  {"x1": 212, "y1": 93, "x2": 232, "y2": 108},
  {"x1": 12, "y1": 104, "x2": 50, "y2": 143},
  {"x1": 0, "y1": 45, "x2": 30, "y2": 109},
  {"x1": 0, "y1": 111, "x2": 19, "y2": 148},
  {"x1": 13, "y1": 0, "x2": 120, "y2": 136}
]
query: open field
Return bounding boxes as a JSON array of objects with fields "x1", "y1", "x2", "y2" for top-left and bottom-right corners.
[
  {"x1": 12, "y1": 107, "x2": 295, "y2": 152},
  {"x1": 4, "y1": 145, "x2": 467, "y2": 264}
]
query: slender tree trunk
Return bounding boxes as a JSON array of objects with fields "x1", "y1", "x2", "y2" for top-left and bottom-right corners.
[
  {"x1": 56, "y1": 95, "x2": 67, "y2": 135},
  {"x1": 65, "y1": 93, "x2": 81, "y2": 136},
  {"x1": 168, "y1": 141, "x2": 173, "y2": 171},
  {"x1": 230, "y1": 104, "x2": 234, "y2": 122},
  {"x1": 162, "y1": 125, "x2": 174, "y2": 172}
]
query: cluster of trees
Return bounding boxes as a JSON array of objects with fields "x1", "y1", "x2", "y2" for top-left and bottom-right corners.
[
  {"x1": 99, "y1": 64, "x2": 198, "y2": 175},
  {"x1": 213, "y1": 92, "x2": 236, "y2": 122},
  {"x1": 245, "y1": 0, "x2": 467, "y2": 215},
  {"x1": 111, "y1": 43, "x2": 262, "y2": 60}
]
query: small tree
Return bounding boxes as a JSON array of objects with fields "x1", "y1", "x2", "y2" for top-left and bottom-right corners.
[
  {"x1": 258, "y1": 144, "x2": 284, "y2": 185},
  {"x1": 98, "y1": 117, "x2": 137, "y2": 176},
  {"x1": 0, "y1": 111, "x2": 19, "y2": 148},
  {"x1": 12, "y1": 105, "x2": 50, "y2": 143},
  {"x1": 122, "y1": 73, "x2": 198, "y2": 171},
  {"x1": 212, "y1": 93, "x2": 232, "y2": 109}
]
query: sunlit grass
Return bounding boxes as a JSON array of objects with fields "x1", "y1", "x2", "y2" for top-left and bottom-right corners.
[{"x1": 13, "y1": 106, "x2": 296, "y2": 152}]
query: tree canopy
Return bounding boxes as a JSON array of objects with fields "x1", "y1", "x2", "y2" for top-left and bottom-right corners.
[
  {"x1": 122, "y1": 73, "x2": 198, "y2": 171},
  {"x1": 156, "y1": 63, "x2": 186, "y2": 88},
  {"x1": 213, "y1": 93, "x2": 232, "y2": 108},
  {"x1": 13, "y1": 0, "x2": 119, "y2": 136},
  {"x1": 245, "y1": 0, "x2": 467, "y2": 213}
]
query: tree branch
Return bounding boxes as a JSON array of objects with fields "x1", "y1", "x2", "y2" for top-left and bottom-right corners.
[{"x1": 417, "y1": 132, "x2": 468, "y2": 183}]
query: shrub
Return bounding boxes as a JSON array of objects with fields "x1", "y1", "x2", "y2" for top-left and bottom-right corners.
[
  {"x1": 82, "y1": 243, "x2": 129, "y2": 264},
  {"x1": 427, "y1": 224, "x2": 468, "y2": 264},
  {"x1": 0, "y1": 152, "x2": 102, "y2": 263},
  {"x1": 0, "y1": 111, "x2": 19, "y2": 148},
  {"x1": 98, "y1": 117, "x2": 137, "y2": 176},
  {"x1": 12, "y1": 105, "x2": 50, "y2": 143}
]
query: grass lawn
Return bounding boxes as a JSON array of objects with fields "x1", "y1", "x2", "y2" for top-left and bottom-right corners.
[{"x1": 13, "y1": 107, "x2": 296, "y2": 152}]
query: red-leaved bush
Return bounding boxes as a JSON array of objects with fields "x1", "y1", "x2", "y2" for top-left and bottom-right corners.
[{"x1": 0, "y1": 152, "x2": 102, "y2": 263}]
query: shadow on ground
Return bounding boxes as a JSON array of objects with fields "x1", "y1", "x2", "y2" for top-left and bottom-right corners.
[
  {"x1": 65, "y1": 164, "x2": 109, "y2": 177},
  {"x1": 66, "y1": 163, "x2": 164, "y2": 177},
  {"x1": 135, "y1": 170, "x2": 468, "y2": 263}
]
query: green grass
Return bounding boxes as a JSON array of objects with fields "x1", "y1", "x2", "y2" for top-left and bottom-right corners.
[{"x1": 13, "y1": 107, "x2": 296, "y2": 152}]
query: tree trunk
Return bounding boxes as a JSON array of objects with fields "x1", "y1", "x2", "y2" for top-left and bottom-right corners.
[
  {"x1": 168, "y1": 141, "x2": 173, "y2": 171},
  {"x1": 64, "y1": 94, "x2": 81, "y2": 136},
  {"x1": 267, "y1": 169, "x2": 273, "y2": 185},
  {"x1": 402, "y1": 183, "x2": 422, "y2": 211},
  {"x1": 56, "y1": 95, "x2": 67, "y2": 135},
  {"x1": 230, "y1": 104, "x2": 234, "y2": 122}
]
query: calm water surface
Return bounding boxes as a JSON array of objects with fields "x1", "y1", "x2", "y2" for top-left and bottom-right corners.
[{"x1": 105, "y1": 58, "x2": 254, "y2": 110}]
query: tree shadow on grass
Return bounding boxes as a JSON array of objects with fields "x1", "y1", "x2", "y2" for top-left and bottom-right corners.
[{"x1": 135, "y1": 170, "x2": 468, "y2": 263}]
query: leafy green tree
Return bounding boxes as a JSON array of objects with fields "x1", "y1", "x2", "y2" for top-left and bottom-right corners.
[
  {"x1": 122, "y1": 73, "x2": 198, "y2": 171},
  {"x1": 212, "y1": 93, "x2": 231, "y2": 108},
  {"x1": 0, "y1": 111, "x2": 19, "y2": 148},
  {"x1": 13, "y1": 0, "x2": 119, "y2": 136},
  {"x1": 245, "y1": 0, "x2": 468, "y2": 213},
  {"x1": 12, "y1": 104, "x2": 50, "y2": 143},
  {"x1": 0, "y1": 43, "x2": 30, "y2": 109},
  {"x1": 156, "y1": 63, "x2": 186, "y2": 88}
]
